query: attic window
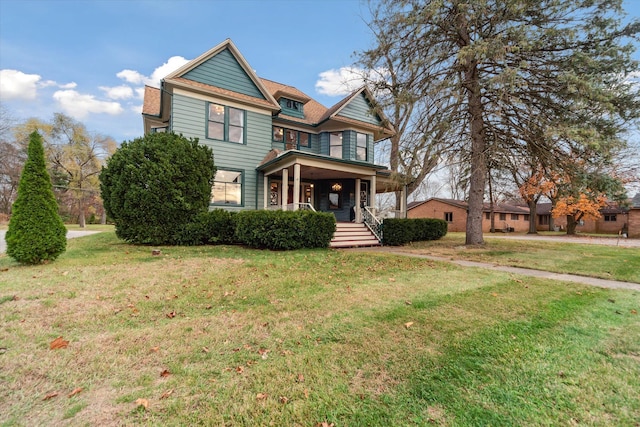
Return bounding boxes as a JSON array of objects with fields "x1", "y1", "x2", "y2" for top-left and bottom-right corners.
[{"x1": 285, "y1": 99, "x2": 302, "y2": 111}]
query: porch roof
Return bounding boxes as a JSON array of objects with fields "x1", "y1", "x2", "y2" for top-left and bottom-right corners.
[{"x1": 256, "y1": 149, "x2": 402, "y2": 192}]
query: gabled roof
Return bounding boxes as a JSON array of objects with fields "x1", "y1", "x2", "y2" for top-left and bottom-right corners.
[{"x1": 164, "y1": 39, "x2": 280, "y2": 112}]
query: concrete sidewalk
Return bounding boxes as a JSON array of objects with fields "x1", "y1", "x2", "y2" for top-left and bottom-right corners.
[
  {"x1": 347, "y1": 247, "x2": 640, "y2": 291},
  {"x1": 0, "y1": 230, "x2": 101, "y2": 254}
]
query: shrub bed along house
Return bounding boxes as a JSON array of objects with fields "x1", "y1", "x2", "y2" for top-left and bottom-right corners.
[
  {"x1": 382, "y1": 218, "x2": 447, "y2": 246},
  {"x1": 235, "y1": 210, "x2": 336, "y2": 250}
]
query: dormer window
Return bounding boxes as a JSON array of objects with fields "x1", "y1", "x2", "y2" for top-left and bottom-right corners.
[{"x1": 286, "y1": 99, "x2": 302, "y2": 111}]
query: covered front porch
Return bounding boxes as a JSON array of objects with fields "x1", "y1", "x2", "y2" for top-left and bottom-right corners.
[{"x1": 257, "y1": 150, "x2": 407, "y2": 224}]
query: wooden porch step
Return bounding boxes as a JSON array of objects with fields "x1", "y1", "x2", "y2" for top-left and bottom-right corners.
[{"x1": 330, "y1": 222, "x2": 381, "y2": 248}]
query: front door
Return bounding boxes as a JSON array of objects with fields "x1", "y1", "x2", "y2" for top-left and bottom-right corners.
[{"x1": 360, "y1": 181, "x2": 369, "y2": 208}]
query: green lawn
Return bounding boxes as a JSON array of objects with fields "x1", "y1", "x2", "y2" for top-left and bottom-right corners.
[
  {"x1": 403, "y1": 233, "x2": 640, "y2": 283},
  {"x1": 1, "y1": 232, "x2": 639, "y2": 426}
]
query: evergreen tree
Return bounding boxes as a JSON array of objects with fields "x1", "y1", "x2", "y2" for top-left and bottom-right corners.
[{"x1": 6, "y1": 131, "x2": 66, "y2": 264}]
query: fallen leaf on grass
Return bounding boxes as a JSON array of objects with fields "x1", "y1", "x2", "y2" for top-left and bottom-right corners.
[
  {"x1": 160, "y1": 369, "x2": 170, "y2": 377},
  {"x1": 631, "y1": 309, "x2": 637, "y2": 315},
  {"x1": 256, "y1": 392, "x2": 268, "y2": 400},
  {"x1": 389, "y1": 277, "x2": 396, "y2": 282},
  {"x1": 160, "y1": 389, "x2": 174, "y2": 399},
  {"x1": 317, "y1": 422, "x2": 335, "y2": 427},
  {"x1": 135, "y1": 398, "x2": 149, "y2": 410},
  {"x1": 304, "y1": 389, "x2": 309, "y2": 399},
  {"x1": 50, "y1": 337, "x2": 69, "y2": 350},
  {"x1": 43, "y1": 392, "x2": 58, "y2": 400},
  {"x1": 279, "y1": 396, "x2": 289, "y2": 404},
  {"x1": 150, "y1": 346, "x2": 160, "y2": 353},
  {"x1": 297, "y1": 373, "x2": 305, "y2": 383},
  {"x1": 166, "y1": 311, "x2": 176, "y2": 319},
  {"x1": 404, "y1": 322, "x2": 414, "y2": 329},
  {"x1": 202, "y1": 346, "x2": 209, "y2": 353},
  {"x1": 405, "y1": 300, "x2": 412, "y2": 305},
  {"x1": 68, "y1": 387, "x2": 83, "y2": 398},
  {"x1": 491, "y1": 292, "x2": 498, "y2": 297},
  {"x1": 235, "y1": 366, "x2": 244, "y2": 374}
]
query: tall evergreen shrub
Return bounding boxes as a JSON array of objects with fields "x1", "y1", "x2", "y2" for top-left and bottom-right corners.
[{"x1": 6, "y1": 131, "x2": 67, "y2": 264}]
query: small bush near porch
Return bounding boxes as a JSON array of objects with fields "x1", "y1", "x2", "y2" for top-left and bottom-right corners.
[{"x1": 383, "y1": 218, "x2": 448, "y2": 246}]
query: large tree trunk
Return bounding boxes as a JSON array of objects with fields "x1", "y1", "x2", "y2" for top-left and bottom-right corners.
[
  {"x1": 527, "y1": 200, "x2": 538, "y2": 234},
  {"x1": 566, "y1": 215, "x2": 577, "y2": 235},
  {"x1": 464, "y1": 69, "x2": 486, "y2": 245}
]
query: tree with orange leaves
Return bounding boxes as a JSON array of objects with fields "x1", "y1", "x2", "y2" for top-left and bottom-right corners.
[{"x1": 518, "y1": 168, "x2": 556, "y2": 234}]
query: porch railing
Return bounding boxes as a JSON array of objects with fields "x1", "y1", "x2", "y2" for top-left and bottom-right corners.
[
  {"x1": 267, "y1": 203, "x2": 316, "y2": 212},
  {"x1": 363, "y1": 206, "x2": 383, "y2": 242}
]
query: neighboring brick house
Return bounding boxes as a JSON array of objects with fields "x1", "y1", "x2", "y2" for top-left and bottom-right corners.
[
  {"x1": 628, "y1": 193, "x2": 640, "y2": 238},
  {"x1": 536, "y1": 202, "x2": 629, "y2": 234},
  {"x1": 407, "y1": 198, "x2": 530, "y2": 232}
]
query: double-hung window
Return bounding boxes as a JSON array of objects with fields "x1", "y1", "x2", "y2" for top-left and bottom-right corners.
[
  {"x1": 330, "y1": 132, "x2": 342, "y2": 158},
  {"x1": 356, "y1": 133, "x2": 367, "y2": 161},
  {"x1": 212, "y1": 169, "x2": 243, "y2": 205},
  {"x1": 208, "y1": 103, "x2": 245, "y2": 143}
]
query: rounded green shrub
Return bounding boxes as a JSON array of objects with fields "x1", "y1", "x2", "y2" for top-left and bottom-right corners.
[
  {"x1": 6, "y1": 131, "x2": 67, "y2": 264},
  {"x1": 99, "y1": 132, "x2": 216, "y2": 245}
]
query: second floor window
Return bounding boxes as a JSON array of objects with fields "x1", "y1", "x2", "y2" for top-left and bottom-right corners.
[
  {"x1": 330, "y1": 132, "x2": 342, "y2": 158},
  {"x1": 356, "y1": 133, "x2": 367, "y2": 161},
  {"x1": 208, "y1": 103, "x2": 245, "y2": 144}
]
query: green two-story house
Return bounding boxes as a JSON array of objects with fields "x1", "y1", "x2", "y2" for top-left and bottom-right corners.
[{"x1": 142, "y1": 39, "x2": 405, "y2": 233}]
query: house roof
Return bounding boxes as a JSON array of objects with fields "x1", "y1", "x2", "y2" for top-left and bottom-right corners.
[
  {"x1": 408, "y1": 198, "x2": 530, "y2": 214},
  {"x1": 142, "y1": 39, "x2": 395, "y2": 141},
  {"x1": 632, "y1": 193, "x2": 640, "y2": 208},
  {"x1": 142, "y1": 86, "x2": 161, "y2": 116}
]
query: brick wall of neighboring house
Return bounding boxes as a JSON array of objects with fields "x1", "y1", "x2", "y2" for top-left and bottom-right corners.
[
  {"x1": 628, "y1": 208, "x2": 640, "y2": 238},
  {"x1": 408, "y1": 199, "x2": 468, "y2": 232},
  {"x1": 408, "y1": 199, "x2": 531, "y2": 233},
  {"x1": 483, "y1": 212, "x2": 530, "y2": 233}
]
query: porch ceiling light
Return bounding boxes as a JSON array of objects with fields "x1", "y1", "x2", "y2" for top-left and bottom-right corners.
[{"x1": 331, "y1": 183, "x2": 342, "y2": 191}]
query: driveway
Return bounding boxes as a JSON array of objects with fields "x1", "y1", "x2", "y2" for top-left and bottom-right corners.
[{"x1": 0, "y1": 230, "x2": 101, "y2": 254}]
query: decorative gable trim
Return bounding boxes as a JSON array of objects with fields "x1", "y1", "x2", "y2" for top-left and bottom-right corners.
[
  {"x1": 321, "y1": 86, "x2": 394, "y2": 141},
  {"x1": 164, "y1": 39, "x2": 280, "y2": 111}
]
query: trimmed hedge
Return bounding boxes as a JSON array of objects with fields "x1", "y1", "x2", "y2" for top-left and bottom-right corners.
[
  {"x1": 174, "y1": 209, "x2": 238, "y2": 246},
  {"x1": 235, "y1": 210, "x2": 335, "y2": 250},
  {"x1": 382, "y1": 218, "x2": 447, "y2": 246}
]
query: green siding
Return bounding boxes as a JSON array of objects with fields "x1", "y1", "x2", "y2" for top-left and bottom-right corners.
[
  {"x1": 338, "y1": 92, "x2": 381, "y2": 126},
  {"x1": 279, "y1": 98, "x2": 305, "y2": 119},
  {"x1": 183, "y1": 48, "x2": 265, "y2": 99},
  {"x1": 171, "y1": 93, "x2": 272, "y2": 210}
]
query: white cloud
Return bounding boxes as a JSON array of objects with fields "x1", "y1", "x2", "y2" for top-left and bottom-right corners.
[
  {"x1": 58, "y1": 82, "x2": 78, "y2": 89},
  {"x1": 53, "y1": 90, "x2": 123, "y2": 119},
  {"x1": 117, "y1": 56, "x2": 190, "y2": 88},
  {"x1": 315, "y1": 67, "x2": 367, "y2": 96},
  {"x1": 99, "y1": 85, "x2": 134, "y2": 100},
  {"x1": 134, "y1": 87, "x2": 145, "y2": 99},
  {"x1": 0, "y1": 69, "x2": 41, "y2": 100},
  {"x1": 39, "y1": 80, "x2": 57, "y2": 88},
  {"x1": 116, "y1": 69, "x2": 146, "y2": 85},
  {"x1": 130, "y1": 104, "x2": 143, "y2": 114}
]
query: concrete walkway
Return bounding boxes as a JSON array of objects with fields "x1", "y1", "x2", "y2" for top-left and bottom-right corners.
[
  {"x1": 347, "y1": 246, "x2": 640, "y2": 291},
  {"x1": 0, "y1": 230, "x2": 101, "y2": 254}
]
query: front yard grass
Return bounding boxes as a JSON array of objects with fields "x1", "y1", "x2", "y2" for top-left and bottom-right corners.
[
  {"x1": 403, "y1": 233, "x2": 640, "y2": 283},
  {"x1": 1, "y1": 232, "x2": 639, "y2": 426}
]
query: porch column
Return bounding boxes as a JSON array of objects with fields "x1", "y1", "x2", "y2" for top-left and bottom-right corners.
[
  {"x1": 282, "y1": 168, "x2": 288, "y2": 211},
  {"x1": 263, "y1": 174, "x2": 268, "y2": 209},
  {"x1": 355, "y1": 178, "x2": 361, "y2": 222},
  {"x1": 293, "y1": 163, "x2": 300, "y2": 211},
  {"x1": 370, "y1": 175, "x2": 377, "y2": 216}
]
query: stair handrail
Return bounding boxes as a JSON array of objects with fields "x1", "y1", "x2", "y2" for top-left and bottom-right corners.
[{"x1": 363, "y1": 206, "x2": 383, "y2": 242}]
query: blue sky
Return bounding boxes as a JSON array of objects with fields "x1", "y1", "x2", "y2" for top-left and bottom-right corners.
[
  {"x1": 0, "y1": 0, "x2": 374, "y2": 143},
  {"x1": 1, "y1": 0, "x2": 638, "y2": 145}
]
